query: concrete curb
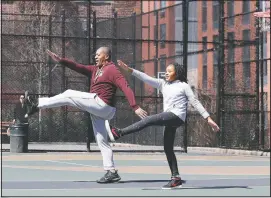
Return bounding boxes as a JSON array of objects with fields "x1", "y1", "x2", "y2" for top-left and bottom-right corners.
[
  {"x1": 187, "y1": 147, "x2": 270, "y2": 157},
  {"x1": 1, "y1": 143, "x2": 270, "y2": 157},
  {"x1": 111, "y1": 143, "x2": 270, "y2": 157}
]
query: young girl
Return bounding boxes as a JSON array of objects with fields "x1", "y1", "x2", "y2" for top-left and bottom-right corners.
[{"x1": 108, "y1": 60, "x2": 220, "y2": 189}]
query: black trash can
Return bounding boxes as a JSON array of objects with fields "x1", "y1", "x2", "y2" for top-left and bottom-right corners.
[{"x1": 9, "y1": 123, "x2": 29, "y2": 153}]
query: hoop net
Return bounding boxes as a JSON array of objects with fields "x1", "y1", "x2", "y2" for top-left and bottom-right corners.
[
  {"x1": 259, "y1": 18, "x2": 270, "y2": 32},
  {"x1": 254, "y1": 11, "x2": 270, "y2": 32}
]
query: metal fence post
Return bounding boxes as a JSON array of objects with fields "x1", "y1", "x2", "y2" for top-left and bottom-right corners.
[
  {"x1": 61, "y1": 9, "x2": 67, "y2": 140},
  {"x1": 256, "y1": 1, "x2": 265, "y2": 150},
  {"x1": 260, "y1": 26, "x2": 265, "y2": 150},
  {"x1": 132, "y1": 12, "x2": 137, "y2": 144},
  {"x1": 48, "y1": 15, "x2": 52, "y2": 96},
  {"x1": 182, "y1": 0, "x2": 189, "y2": 153},
  {"x1": 61, "y1": 9, "x2": 66, "y2": 91},
  {"x1": 132, "y1": 12, "x2": 137, "y2": 92},
  {"x1": 155, "y1": 10, "x2": 159, "y2": 145},
  {"x1": 86, "y1": 3, "x2": 94, "y2": 152},
  {"x1": 93, "y1": 11, "x2": 97, "y2": 57},
  {"x1": 48, "y1": 14, "x2": 53, "y2": 141},
  {"x1": 112, "y1": 10, "x2": 118, "y2": 63},
  {"x1": 217, "y1": 0, "x2": 225, "y2": 147},
  {"x1": 255, "y1": 0, "x2": 261, "y2": 150},
  {"x1": 155, "y1": 11, "x2": 159, "y2": 80}
]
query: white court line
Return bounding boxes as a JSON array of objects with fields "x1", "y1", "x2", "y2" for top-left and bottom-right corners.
[
  {"x1": 3, "y1": 186, "x2": 271, "y2": 191},
  {"x1": 44, "y1": 160, "x2": 101, "y2": 168},
  {"x1": 3, "y1": 176, "x2": 270, "y2": 183},
  {"x1": 179, "y1": 177, "x2": 270, "y2": 181},
  {"x1": 2, "y1": 188, "x2": 129, "y2": 190},
  {"x1": 3, "y1": 176, "x2": 270, "y2": 182}
]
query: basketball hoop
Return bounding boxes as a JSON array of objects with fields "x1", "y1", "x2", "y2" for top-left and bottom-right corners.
[
  {"x1": 254, "y1": 10, "x2": 270, "y2": 32},
  {"x1": 259, "y1": 18, "x2": 270, "y2": 32}
]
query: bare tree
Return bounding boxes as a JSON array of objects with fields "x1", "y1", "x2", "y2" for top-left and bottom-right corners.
[{"x1": 2, "y1": 1, "x2": 89, "y2": 141}]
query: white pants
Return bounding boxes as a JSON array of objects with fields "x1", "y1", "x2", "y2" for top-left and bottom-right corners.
[{"x1": 38, "y1": 89, "x2": 116, "y2": 170}]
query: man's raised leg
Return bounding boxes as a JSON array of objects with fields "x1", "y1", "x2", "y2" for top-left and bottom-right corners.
[{"x1": 25, "y1": 89, "x2": 113, "y2": 119}]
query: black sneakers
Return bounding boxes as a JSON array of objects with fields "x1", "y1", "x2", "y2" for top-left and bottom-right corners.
[
  {"x1": 24, "y1": 91, "x2": 39, "y2": 117},
  {"x1": 96, "y1": 170, "x2": 121, "y2": 183},
  {"x1": 106, "y1": 124, "x2": 122, "y2": 142},
  {"x1": 162, "y1": 177, "x2": 183, "y2": 189}
]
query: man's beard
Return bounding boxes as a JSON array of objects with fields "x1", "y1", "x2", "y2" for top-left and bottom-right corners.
[
  {"x1": 96, "y1": 61, "x2": 102, "y2": 67},
  {"x1": 96, "y1": 60, "x2": 107, "y2": 67}
]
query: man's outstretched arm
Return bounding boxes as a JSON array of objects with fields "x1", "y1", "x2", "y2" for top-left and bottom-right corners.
[{"x1": 47, "y1": 50, "x2": 95, "y2": 76}]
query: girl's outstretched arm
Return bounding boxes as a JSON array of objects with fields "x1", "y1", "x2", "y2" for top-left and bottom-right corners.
[
  {"x1": 184, "y1": 83, "x2": 220, "y2": 132},
  {"x1": 117, "y1": 60, "x2": 163, "y2": 90}
]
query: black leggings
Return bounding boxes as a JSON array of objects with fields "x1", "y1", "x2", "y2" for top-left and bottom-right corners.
[{"x1": 120, "y1": 112, "x2": 184, "y2": 177}]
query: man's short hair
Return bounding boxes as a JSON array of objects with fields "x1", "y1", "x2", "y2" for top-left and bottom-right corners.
[{"x1": 99, "y1": 47, "x2": 111, "y2": 61}]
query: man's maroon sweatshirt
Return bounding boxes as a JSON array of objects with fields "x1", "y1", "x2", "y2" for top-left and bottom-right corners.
[{"x1": 59, "y1": 58, "x2": 139, "y2": 111}]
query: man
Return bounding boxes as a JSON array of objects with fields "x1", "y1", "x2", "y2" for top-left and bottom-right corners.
[
  {"x1": 7, "y1": 95, "x2": 28, "y2": 136},
  {"x1": 13, "y1": 95, "x2": 28, "y2": 124},
  {"x1": 25, "y1": 47, "x2": 148, "y2": 183}
]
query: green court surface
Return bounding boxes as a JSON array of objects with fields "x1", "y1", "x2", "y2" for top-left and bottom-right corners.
[{"x1": 1, "y1": 152, "x2": 270, "y2": 197}]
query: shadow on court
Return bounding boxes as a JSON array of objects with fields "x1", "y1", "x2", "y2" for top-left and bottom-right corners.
[{"x1": 142, "y1": 186, "x2": 252, "y2": 190}]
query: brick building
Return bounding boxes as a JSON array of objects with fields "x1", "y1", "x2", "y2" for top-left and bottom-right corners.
[
  {"x1": 141, "y1": 1, "x2": 199, "y2": 95},
  {"x1": 140, "y1": 1, "x2": 176, "y2": 95},
  {"x1": 198, "y1": 1, "x2": 258, "y2": 93},
  {"x1": 197, "y1": 0, "x2": 270, "y2": 142},
  {"x1": 261, "y1": 1, "x2": 270, "y2": 144}
]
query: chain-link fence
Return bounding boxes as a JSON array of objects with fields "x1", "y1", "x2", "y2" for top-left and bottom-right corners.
[
  {"x1": 221, "y1": 1, "x2": 270, "y2": 150},
  {"x1": 1, "y1": 1, "x2": 270, "y2": 151}
]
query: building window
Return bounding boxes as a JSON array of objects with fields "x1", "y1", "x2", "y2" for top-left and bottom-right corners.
[
  {"x1": 242, "y1": 0, "x2": 250, "y2": 24},
  {"x1": 2, "y1": 0, "x2": 14, "y2": 4},
  {"x1": 203, "y1": 65, "x2": 207, "y2": 90},
  {"x1": 228, "y1": 63, "x2": 235, "y2": 90},
  {"x1": 154, "y1": 25, "x2": 157, "y2": 40},
  {"x1": 227, "y1": 33, "x2": 235, "y2": 55},
  {"x1": 213, "y1": 1, "x2": 219, "y2": 29},
  {"x1": 242, "y1": 29, "x2": 250, "y2": 89},
  {"x1": 160, "y1": 1, "x2": 166, "y2": 18},
  {"x1": 160, "y1": 24, "x2": 166, "y2": 48},
  {"x1": 263, "y1": 31, "x2": 267, "y2": 85},
  {"x1": 202, "y1": 37, "x2": 207, "y2": 64},
  {"x1": 243, "y1": 62, "x2": 250, "y2": 89},
  {"x1": 213, "y1": 35, "x2": 219, "y2": 48},
  {"x1": 264, "y1": 31, "x2": 267, "y2": 44},
  {"x1": 202, "y1": 1, "x2": 207, "y2": 32},
  {"x1": 213, "y1": 50, "x2": 218, "y2": 89},
  {"x1": 242, "y1": 30, "x2": 250, "y2": 58},
  {"x1": 153, "y1": 2, "x2": 158, "y2": 15},
  {"x1": 227, "y1": 33, "x2": 235, "y2": 62},
  {"x1": 263, "y1": 61, "x2": 267, "y2": 85},
  {"x1": 153, "y1": 25, "x2": 158, "y2": 49},
  {"x1": 263, "y1": 93, "x2": 268, "y2": 130},
  {"x1": 202, "y1": 36, "x2": 208, "y2": 90},
  {"x1": 227, "y1": 32, "x2": 235, "y2": 89},
  {"x1": 160, "y1": 55, "x2": 166, "y2": 72},
  {"x1": 228, "y1": 32, "x2": 235, "y2": 46},
  {"x1": 92, "y1": 1, "x2": 112, "y2": 4},
  {"x1": 227, "y1": 0, "x2": 234, "y2": 27},
  {"x1": 161, "y1": 1, "x2": 166, "y2": 8},
  {"x1": 213, "y1": 35, "x2": 219, "y2": 89}
]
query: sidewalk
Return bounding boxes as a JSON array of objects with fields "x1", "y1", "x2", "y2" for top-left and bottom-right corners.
[{"x1": 1, "y1": 142, "x2": 270, "y2": 157}]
